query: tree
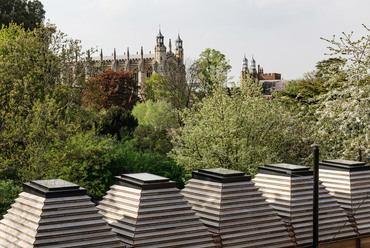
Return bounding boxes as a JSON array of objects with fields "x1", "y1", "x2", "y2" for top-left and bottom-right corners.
[
  {"x1": 82, "y1": 69, "x2": 140, "y2": 111},
  {"x1": 131, "y1": 100, "x2": 178, "y2": 154},
  {"x1": 0, "y1": 0, "x2": 45, "y2": 30},
  {"x1": 0, "y1": 23, "x2": 90, "y2": 118},
  {"x1": 0, "y1": 180, "x2": 22, "y2": 219},
  {"x1": 132, "y1": 100, "x2": 178, "y2": 130},
  {"x1": 144, "y1": 59, "x2": 194, "y2": 111},
  {"x1": 192, "y1": 48, "x2": 232, "y2": 94},
  {"x1": 170, "y1": 75, "x2": 311, "y2": 176},
  {"x1": 311, "y1": 25, "x2": 370, "y2": 160},
  {"x1": 0, "y1": 23, "x2": 102, "y2": 205},
  {"x1": 99, "y1": 106, "x2": 138, "y2": 141}
]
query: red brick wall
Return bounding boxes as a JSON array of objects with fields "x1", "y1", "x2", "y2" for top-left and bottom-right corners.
[{"x1": 241, "y1": 71, "x2": 281, "y2": 80}]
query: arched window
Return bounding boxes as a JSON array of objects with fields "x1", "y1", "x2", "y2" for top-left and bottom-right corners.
[
  {"x1": 133, "y1": 69, "x2": 138, "y2": 82},
  {"x1": 146, "y1": 68, "x2": 153, "y2": 78}
]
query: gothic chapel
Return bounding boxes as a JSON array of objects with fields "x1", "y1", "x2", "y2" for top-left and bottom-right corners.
[{"x1": 94, "y1": 29, "x2": 185, "y2": 94}]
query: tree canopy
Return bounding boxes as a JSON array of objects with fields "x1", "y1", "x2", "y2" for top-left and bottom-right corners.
[
  {"x1": 192, "y1": 48, "x2": 231, "y2": 94},
  {"x1": 276, "y1": 24, "x2": 370, "y2": 161},
  {"x1": 0, "y1": 0, "x2": 45, "y2": 30},
  {"x1": 312, "y1": 25, "x2": 370, "y2": 159},
  {"x1": 171, "y1": 76, "x2": 311, "y2": 175},
  {"x1": 82, "y1": 69, "x2": 140, "y2": 111}
]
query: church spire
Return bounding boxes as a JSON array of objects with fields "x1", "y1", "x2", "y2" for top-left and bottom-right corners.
[
  {"x1": 156, "y1": 27, "x2": 164, "y2": 46},
  {"x1": 250, "y1": 55, "x2": 257, "y2": 73},
  {"x1": 242, "y1": 54, "x2": 248, "y2": 72},
  {"x1": 175, "y1": 33, "x2": 184, "y2": 62},
  {"x1": 175, "y1": 34, "x2": 183, "y2": 49},
  {"x1": 155, "y1": 26, "x2": 166, "y2": 63}
]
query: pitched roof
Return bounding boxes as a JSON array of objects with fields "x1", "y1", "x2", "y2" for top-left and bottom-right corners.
[
  {"x1": 0, "y1": 179, "x2": 124, "y2": 248},
  {"x1": 97, "y1": 173, "x2": 214, "y2": 247},
  {"x1": 319, "y1": 159, "x2": 370, "y2": 235},
  {"x1": 182, "y1": 168, "x2": 294, "y2": 248},
  {"x1": 253, "y1": 163, "x2": 357, "y2": 246}
]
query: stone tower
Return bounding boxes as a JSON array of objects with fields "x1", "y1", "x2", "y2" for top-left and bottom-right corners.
[
  {"x1": 175, "y1": 34, "x2": 184, "y2": 62},
  {"x1": 250, "y1": 55, "x2": 257, "y2": 73},
  {"x1": 154, "y1": 28, "x2": 166, "y2": 64},
  {"x1": 92, "y1": 28, "x2": 185, "y2": 99}
]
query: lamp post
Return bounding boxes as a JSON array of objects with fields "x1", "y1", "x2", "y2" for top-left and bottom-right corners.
[{"x1": 311, "y1": 144, "x2": 320, "y2": 248}]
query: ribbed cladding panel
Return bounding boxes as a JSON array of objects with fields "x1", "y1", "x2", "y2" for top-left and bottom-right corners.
[
  {"x1": 0, "y1": 179, "x2": 125, "y2": 248},
  {"x1": 253, "y1": 172, "x2": 357, "y2": 247},
  {"x1": 0, "y1": 192, "x2": 44, "y2": 248},
  {"x1": 182, "y1": 177, "x2": 294, "y2": 248},
  {"x1": 98, "y1": 173, "x2": 215, "y2": 248},
  {"x1": 320, "y1": 168, "x2": 370, "y2": 235},
  {"x1": 34, "y1": 195, "x2": 124, "y2": 248}
]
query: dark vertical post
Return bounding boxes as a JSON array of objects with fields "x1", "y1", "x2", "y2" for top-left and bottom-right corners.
[
  {"x1": 359, "y1": 149, "x2": 362, "y2": 161},
  {"x1": 312, "y1": 144, "x2": 320, "y2": 248}
]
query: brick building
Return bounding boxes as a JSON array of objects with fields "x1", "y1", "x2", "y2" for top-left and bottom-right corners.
[
  {"x1": 240, "y1": 55, "x2": 287, "y2": 96},
  {"x1": 240, "y1": 55, "x2": 281, "y2": 80}
]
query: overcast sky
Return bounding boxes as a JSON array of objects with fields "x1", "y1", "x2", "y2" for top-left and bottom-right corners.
[{"x1": 42, "y1": 0, "x2": 369, "y2": 81}]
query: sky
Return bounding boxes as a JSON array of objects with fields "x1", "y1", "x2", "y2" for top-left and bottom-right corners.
[{"x1": 42, "y1": 0, "x2": 370, "y2": 81}]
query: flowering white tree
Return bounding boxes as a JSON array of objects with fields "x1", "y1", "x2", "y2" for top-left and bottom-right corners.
[
  {"x1": 313, "y1": 25, "x2": 369, "y2": 160},
  {"x1": 170, "y1": 76, "x2": 312, "y2": 175}
]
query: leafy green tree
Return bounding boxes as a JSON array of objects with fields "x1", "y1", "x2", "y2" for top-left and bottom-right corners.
[
  {"x1": 0, "y1": 23, "x2": 89, "y2": 118},
  {"x1": 99, "y1": 106, "x2": 138, "y2": 141},
  {"x1": 109, "y1": 143, "x2": 186, "y2": 189},
  {"x1": 171, "y1": 75, "x2": 311, "y2": 176},
  {"x1": 277, "y1": 25, "x2": 370, "y2": 161},
  {"x1": 144, "y1": 62, "x2": 192, "y2": 111},
  {"x1": 0, "y1": 180, "x2": 22, "y2": 219},
  {"x1": 192, "y1": 48, "x2": 232, "y2": 94},
  {"x1": 132, "y1": 100, "x2": 178, "y2": 129},
  {"x1": 0, "y1": 0, "x2": 45, "y2": 30},
  {"x1": 0, "y1": 23, "x2": 103, "y2": 203},
  {"x1": 131, "y1": 100, "x2": 178, "y2": 154}
]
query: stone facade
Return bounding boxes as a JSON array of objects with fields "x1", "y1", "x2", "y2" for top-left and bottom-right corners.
[{"x1": 93, "y1": 29, "x2": 185, "y2": 98}]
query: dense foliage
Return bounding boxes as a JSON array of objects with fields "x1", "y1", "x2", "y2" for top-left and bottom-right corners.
[
  {"x1": 171, "y1": 77, "x2": 312, "y2": 176},
  {"x1": 83, "y1": 69, "x2": 140, "y2": 111},
  {"x1": 131, "y1": 100, "x2": 178, "y2": 154},
  {"x1": 0, "y1": 23, "x2": 184, "y2": 219},
  {"x1": 99, "y1": 106, "x2": 138, "y2": 141},
  {"x1": 192, "y1": 48, "x2": 232, "y2": 95},
  {"x1": 1, "y1": 21, "x2": 367, "y2": 221},
  {"x1": 0, "y1": 0, "x2": 45, "y2": 30},
  {"x1": 0, "y1": 180, "x2": 22, "y2": 218},
  {"x1": 276, "y1": 25, "x2": 369, "y2": 160}
]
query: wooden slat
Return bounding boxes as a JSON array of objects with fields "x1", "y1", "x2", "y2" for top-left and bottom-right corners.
[
  {"x1": 182, "y1": 178, "x2": 294, "y2": 248},
  {"x1": 320, "y1": 168, "x2": 370, "y2": 236},
  {"x1": 98, "y1": 183, "x2": 215, "y2": 247},
  {"x1": 253, "y1": 173, "x2": 357, "y2": 247},
  {"x1": 0, "y1": 190, "x2": 125, "y2": 248}
]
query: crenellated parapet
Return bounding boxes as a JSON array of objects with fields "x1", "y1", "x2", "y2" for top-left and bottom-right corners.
[{"x1": 87, "y1": 28, "x2": 185, "y2": 99}]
